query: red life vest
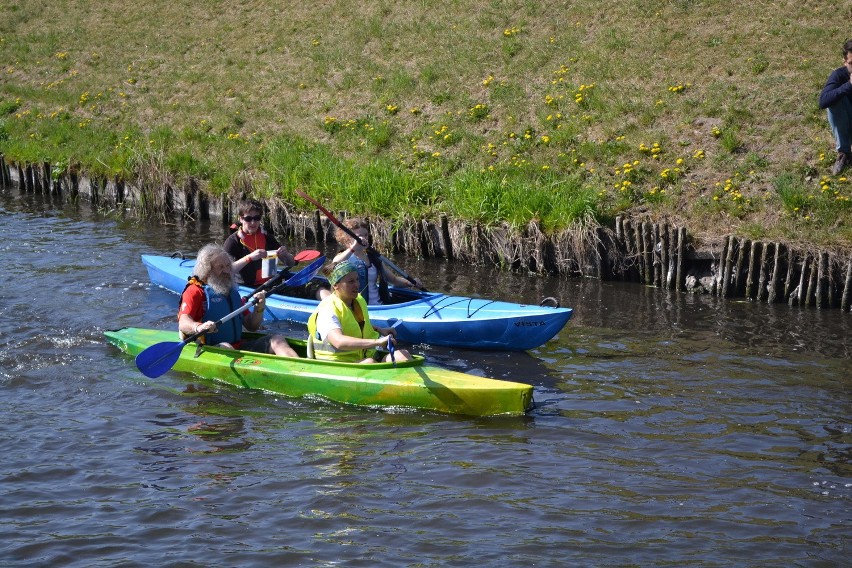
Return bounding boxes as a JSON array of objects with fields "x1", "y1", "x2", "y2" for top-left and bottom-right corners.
[{"x1": 239, "y1": 230, "x2": 270, "y2": 284}]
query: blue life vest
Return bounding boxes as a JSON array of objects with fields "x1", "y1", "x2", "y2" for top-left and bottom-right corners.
[{"x1": 200, "y1": 284, "x2": 244, "y2": 345}]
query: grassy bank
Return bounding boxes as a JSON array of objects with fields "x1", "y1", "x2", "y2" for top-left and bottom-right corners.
[{"x1": 1, "y1": 0, "x2": 850, "y2": 249}]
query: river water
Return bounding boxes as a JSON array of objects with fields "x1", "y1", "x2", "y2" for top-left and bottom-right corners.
[{"x1": 1, "y1": 188, "x2": 849, "y2": 567}]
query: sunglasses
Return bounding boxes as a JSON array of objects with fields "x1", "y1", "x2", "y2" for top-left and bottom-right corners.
[{"x1": 242, "y1": 215, "x2": 262, "y2": 222}]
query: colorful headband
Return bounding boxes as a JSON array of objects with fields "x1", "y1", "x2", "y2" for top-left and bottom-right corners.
[{"x1": 329, "y1": 261, "x2": 357, "y2": 286}]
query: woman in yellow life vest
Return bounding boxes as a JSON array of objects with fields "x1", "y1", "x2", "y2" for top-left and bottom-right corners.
[{"x1": 307, "y1": 261, "x2": 412, "y2": 363}]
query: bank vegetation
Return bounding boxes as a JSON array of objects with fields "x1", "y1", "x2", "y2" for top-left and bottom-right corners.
[{"x1": 1, "y1": 0, "x2": 850, "y2": 258}]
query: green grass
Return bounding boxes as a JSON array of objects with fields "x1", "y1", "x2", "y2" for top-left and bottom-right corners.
[{"x1": 1, "y1": 0, "x2": 850, "y2": 249}]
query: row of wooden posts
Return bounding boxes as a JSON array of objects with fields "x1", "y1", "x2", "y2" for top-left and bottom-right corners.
[
  {"x1": 612, "y1": 217, "x2": 852, "y2": 311},
  {"x1": 3, "y1": 156, "x2": 851, "y2": 311}
]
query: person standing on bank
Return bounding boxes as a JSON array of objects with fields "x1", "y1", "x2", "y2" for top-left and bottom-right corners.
[
  {"x1": 307, "y1": 261, "x2": 411, "y2": 363},
  {"x1": 224, "y1": 198, "x2": 296, "y2": 286},
  {"x1": 179, "y1": 244, "x2": 299, "y2": 358},
  {"x1": 819, "y1": 39, "x2": 852, "y2": 176},
  {"x1": 330, "y1": 218, "x2": 422, "y2": 305}
]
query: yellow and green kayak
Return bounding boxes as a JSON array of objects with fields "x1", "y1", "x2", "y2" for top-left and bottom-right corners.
[{"x1": 105, "y1": 328, "x2": 534, "y2": 417}]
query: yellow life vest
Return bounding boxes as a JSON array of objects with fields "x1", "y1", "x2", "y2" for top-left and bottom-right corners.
[{"x1": 307, "y1": 294, "x2": 379, "y2": 362}]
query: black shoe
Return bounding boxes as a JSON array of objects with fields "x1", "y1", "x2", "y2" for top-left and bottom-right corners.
[{"x1": 831, "y1": 151, "x2": 851, "y2": 175}]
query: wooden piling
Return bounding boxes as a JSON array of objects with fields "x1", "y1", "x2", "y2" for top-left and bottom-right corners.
[
  {"x1": 716, "y1": 236, "x2": 728, "y2": 296},
  {"x1": 653, "y1": 223, "x2": 661, "y2": 286},
  {"x1": 822, "y1": 253, "x2": 832, "y2": 307},
  {"x1": 665, "y1": 225, "x2": 675, "y2": 289},
  {"x1": 675, "y1": 227, "x2": 685, "y2": 291},
  {"x1": 783, "y1": 249, "x2": 795, "y2": 300},
  {"x1": 756, "y1": 242, "x2": 770, "y2": 302},
  {"x1": 42, "y1": 162, "x2": 51, "y2": 194},
  {"x1": 440, "y1": 215, "x2": 453, "y2": 259},
  {"x1": 621, "y1": 218, "x2": 635, "y2": 281},
  {"x1": 659, "y1": 223, "x2": 669, "y2": 289},
  {"x1": 730, "y1": 238, "x2": 746, "y2": 297},
  {"x1": 815, "y1": 252, "x2": 828, "y2": 309},
  {"x1": 635, "y1": 221, "x2": 646, "y2": 284},
  {"x1": 644, "y1": 222, "x2": 652, "y2": 285},
  {"x1": 767, "y1": 242, "x2": 781, "y2": 304},
  {"x1": 745, "y1": 240, "x2": 759, "y2": 300},
  {"x1": 722, "y1": 236, "x2": 737, "y2": 297},
  {"x1": 794, "y1": 253, "x2": 809, "y2": 306},
  {"x1": 841, "y1": 254, "x2": 852, "y2": 311},
  {"x1": 805, "y1": 254, "x2": 818, "y2": 307},
  {"x1": 24, "y1": 164, "x2": 34, "y2": 192}
]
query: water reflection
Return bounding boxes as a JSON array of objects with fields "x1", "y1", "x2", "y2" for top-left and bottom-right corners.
[{"x1": 3, "y1": 186, "x2": 850, "y2": 566}]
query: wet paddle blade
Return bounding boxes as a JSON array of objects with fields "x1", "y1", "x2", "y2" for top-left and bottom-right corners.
[{"x1": 135, "y1": 341, "x2": 186, "y2": 378}]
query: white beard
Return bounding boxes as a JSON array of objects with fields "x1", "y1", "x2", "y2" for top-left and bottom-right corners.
[{"x1": 207, "y1": 272, "x2": 235, "y2": 296}]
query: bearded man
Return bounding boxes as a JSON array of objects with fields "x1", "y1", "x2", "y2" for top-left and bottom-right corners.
[{"x1": 177, "y1": 244, "x2": 298, "y2": 357}]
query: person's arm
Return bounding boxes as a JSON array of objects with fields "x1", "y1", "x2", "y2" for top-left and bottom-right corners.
[
  {"x1": 242, "y1": 292, "x2": 267, "y2": 331},
  {"x1": 325, "y1": 328, "x2": 388, "y2": 352},
  {"x1": 233, "y1": 249, "x2": 265, "y2": 273},
  {"x1": 266, "y1": 234, "x2": 295, "y2": 268},
  {"x1": 331, "y1": 238, "x2": 359, "y2": 263},
  {"x1": 178, "y1": 313, "x2": 217, "y2": 336},
  {"x1": 381, "y1": 264, "x2": 422, "y2": 288},
  {"x1": 276, "y1": 247, "x2": 295, "y2": 268},
  {"x1": 819, "y1": 68, "x2": 852, "y2": 109},
  {"x1": 224, "y1": 233, "x2": 264, "y2": 277},
  {"x1": 177, "y1": 287, "x2": 217, "y2": 337}
]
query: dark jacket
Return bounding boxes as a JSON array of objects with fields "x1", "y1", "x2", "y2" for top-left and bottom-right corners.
[{"x1": 819, "y1": 66, "x2": 852, "y2": 109}]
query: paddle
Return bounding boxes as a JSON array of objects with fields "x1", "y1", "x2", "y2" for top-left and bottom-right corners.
[
  {"x1": 242, "y1": 249, "x2": 323, "y2": 301},
  {"x1": 294, "y1": 188, "x2": 427, "y2": 291},
  {"x1": 385, "y1": 319, "x2": 404, "y2": 367},
  {"x1": 294, "y1": 249, "x2": 322, "y2": 262},
  {"x1": 135, "y1": 254, "x2": 326, "y2": 379}
]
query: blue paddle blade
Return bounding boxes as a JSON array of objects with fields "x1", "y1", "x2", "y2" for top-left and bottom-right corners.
[
  {"x1": 282, "y1": 255, "x2": 325, "y2": 288},
  {"x1": 135, "y1": 341, "x2": 187, "y2": 378}
]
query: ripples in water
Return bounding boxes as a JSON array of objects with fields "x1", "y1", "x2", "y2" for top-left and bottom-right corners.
[{"x1": 1, "y1": 189, "x2": 849, "y2": 566}]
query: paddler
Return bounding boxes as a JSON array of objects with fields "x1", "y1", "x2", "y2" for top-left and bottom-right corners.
[
  {"x1": 178, "y1": 244, "x2": 299, "y2": 357},
  {"x1": 307, "y1": 261, "x2": 411, "y2": 363},
  {"x1": 224, "y1": 198, "x2": 330, "y2": 300}
]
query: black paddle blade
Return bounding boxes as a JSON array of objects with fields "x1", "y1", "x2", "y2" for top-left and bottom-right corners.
[{"x1": 135, "y1": 340, "x2": 187, "y2": 378}]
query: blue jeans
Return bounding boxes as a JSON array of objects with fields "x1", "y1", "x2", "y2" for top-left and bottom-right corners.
[{"x1": 827, "y1": 95, "x2": 852, "y2": 153}]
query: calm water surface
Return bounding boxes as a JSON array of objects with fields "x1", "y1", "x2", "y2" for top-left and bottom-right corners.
[{"x1": 1, "y1": 190, "x2": 849, "y2": 567}]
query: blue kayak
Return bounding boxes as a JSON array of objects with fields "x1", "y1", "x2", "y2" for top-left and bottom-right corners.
[{"x1": 142, "y1": 254, "x2": 573, "y2": 351}]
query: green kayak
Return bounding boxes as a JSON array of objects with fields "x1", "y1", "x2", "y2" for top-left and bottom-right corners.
[{"x1": 105, "y1": 328, "x2": 534, "y2": 417}]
